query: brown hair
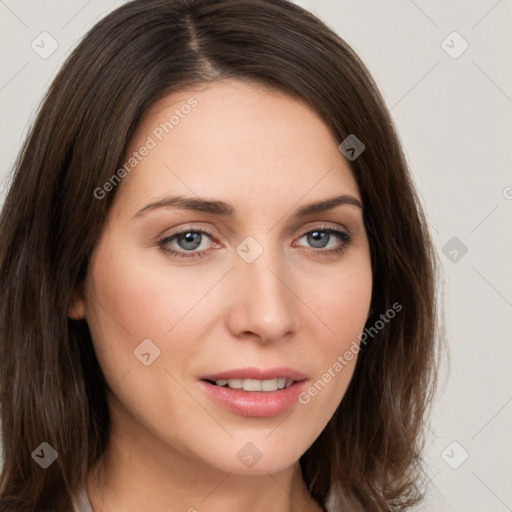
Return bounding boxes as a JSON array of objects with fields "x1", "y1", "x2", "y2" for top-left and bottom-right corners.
[{"x1": 0, "y1": 0, "x2": 442, "y2": 510}]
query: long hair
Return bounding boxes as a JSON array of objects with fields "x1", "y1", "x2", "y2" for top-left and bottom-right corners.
[{"x1": 0, "y1": 1, "x2": 442, "y2": 510}]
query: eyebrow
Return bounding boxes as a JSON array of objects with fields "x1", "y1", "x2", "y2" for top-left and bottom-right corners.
[{"x1": 134, "y1": 194, "x2": 363, "y2": 218}]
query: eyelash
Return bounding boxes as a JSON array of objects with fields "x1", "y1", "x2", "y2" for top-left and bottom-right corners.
[{"x1": 158, "y1": 225, "x2": 352, "y2": 261}]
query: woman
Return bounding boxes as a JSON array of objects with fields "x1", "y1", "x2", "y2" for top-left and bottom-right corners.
[{"x1": 0, "y1": 0, "x2": 441, "y2": 510}]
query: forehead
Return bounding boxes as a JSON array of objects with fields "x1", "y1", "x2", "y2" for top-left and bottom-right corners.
[{"x1": 114, "y1": 79, "x2": 361, "y2": 215}]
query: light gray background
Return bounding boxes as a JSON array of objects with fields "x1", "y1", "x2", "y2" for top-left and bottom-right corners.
[{"x1": 1, "y1": 1, "x2": 511, "y2": 511}]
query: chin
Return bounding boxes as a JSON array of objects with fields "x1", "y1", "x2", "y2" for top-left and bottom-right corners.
[{"x1": 189, "y1": 436, "x2": 309, "y2": 476}]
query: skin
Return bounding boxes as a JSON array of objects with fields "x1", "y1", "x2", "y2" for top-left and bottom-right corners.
[{"x1": 71, "y1": 80, "x2": 373, "y2": 512}]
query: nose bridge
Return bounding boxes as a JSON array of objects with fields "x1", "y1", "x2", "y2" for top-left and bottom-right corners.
[{"x1": 228, "y1": 234, "x2": 296, "y2": 341}]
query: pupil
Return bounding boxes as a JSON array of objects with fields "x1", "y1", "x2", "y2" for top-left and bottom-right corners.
[
  {"x1": 309, "y1": 231, "x2": 328, "y2": 248},
  {"x1": 179, "y1": 232, "x2": 201, "y2": 250}
]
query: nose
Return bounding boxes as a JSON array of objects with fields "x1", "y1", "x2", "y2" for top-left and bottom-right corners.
[{"x1": 225, "y1": 240, "x2": 297, "y2": 344}]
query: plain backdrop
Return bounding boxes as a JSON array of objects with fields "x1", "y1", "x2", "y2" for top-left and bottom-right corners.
[{"x1": 1, "y1": 1, "x2": 511, "y2": 511}]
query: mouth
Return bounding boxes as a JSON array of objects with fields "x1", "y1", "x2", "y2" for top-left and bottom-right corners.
[
  {"x1": 203, "y1": 377, "x2": 297, "y2": 392},
  {"x1": 198, "y1": 367, "x2": 308, "y2": 417}
]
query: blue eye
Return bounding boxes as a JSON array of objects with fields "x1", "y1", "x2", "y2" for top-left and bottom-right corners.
[
  {"x1": 159, "y1": 229, "x2": 214, "y2": 260},
  {"x1": 159, "y1": 226, "x2": 352, "y2": 260},
  {"x1": 295, "y1": 226, "x2": 352, "y2": 256}
]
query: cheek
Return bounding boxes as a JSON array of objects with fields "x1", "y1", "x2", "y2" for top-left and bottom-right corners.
[
  {"x1": 295, "y1": 259, "x2": 372, "y2": 421},
  {"x1": 86, "y1": 239, "x2": 218, "y2": 341},
  {"x1": 83, "y1": 239, "x2": 204, "y2": 390},
  {"x1": 83, "y1": 242, "x2": 223, "y2": 448},
  {"x1": 310, "y1": 257, "x2": 373, "y2": 349}
]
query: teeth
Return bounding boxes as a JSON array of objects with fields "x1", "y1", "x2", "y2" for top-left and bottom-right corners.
[
  {"x1": 226, "y1": 378, "x2": 243, "y2": 389},
  {"x1": 261, "y1": 378, "x2": 277, "y2": 391},
  {"x1": 243, "y1": 379, "x2": 261, "y2": 391},
  {"x1": 213, "y1": 378, "x2": 296, "y2": 391}
]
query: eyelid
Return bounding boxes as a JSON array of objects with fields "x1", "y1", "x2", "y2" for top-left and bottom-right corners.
[
  {"x1": 296, "y1": 221, "x2": 351, "y2": 238},
  {"x1": 160, "y1": 221, "x2": 350, "y2": 244},
  {"x1": 158, "y1": 223, "x2": 216, "y2": 241}
]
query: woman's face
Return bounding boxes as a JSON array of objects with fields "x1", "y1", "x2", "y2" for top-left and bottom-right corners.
[{"x1": 77, "y1": 80, "x2": 372, "y2": 476}]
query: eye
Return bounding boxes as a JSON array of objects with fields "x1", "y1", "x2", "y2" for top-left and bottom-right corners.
[
  {"x1": 159, "y1": 228, "x2": 216, "y2": 260},
  {"x1": 294, "y1": 226, "x2": 352, "y2": 256},
  {"x1": 158, "y1": 225, "x2": 352, "y2": 261}
]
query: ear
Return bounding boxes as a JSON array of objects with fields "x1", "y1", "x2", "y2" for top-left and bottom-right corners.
[{"x1": 68, "y1": 285, "x2": 86, "y2": 320}]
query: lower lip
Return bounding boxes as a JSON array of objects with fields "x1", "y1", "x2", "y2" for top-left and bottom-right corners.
[{"x1": 199, "y1": 380, "x2": 307, "y2": 417}]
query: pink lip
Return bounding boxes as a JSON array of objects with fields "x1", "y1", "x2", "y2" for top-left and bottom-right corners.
[
  {"x1": 198, "y1": 367, "x2": 308, "y2": 418},
  {"x1": 199, "y1": 366, "x2": 308, "y2": 381},
  {"x1": 199, "y1": 380, "x2": 307, "y2": 417}
]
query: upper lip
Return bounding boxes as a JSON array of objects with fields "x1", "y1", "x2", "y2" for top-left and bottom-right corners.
[{"x1": 200, "y1": 367, "x2": 308, "y2": 382}]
